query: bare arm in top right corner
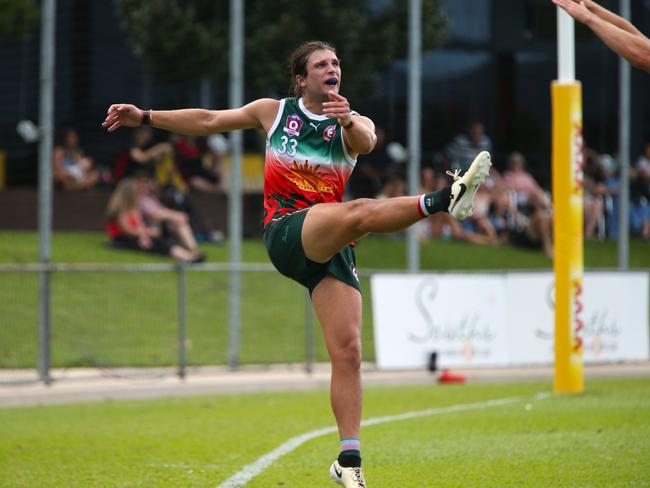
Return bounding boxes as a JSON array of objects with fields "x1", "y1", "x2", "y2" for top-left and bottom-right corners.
[
  {"x1": 101, "y1": 98, "x2": 280, "y2": 136},
  {"x1": 552, "y1": 0, "x2": 650, "y2": 72},
  {"x1": 574, "y1": 0, "x2": 642, "y2": 36}
]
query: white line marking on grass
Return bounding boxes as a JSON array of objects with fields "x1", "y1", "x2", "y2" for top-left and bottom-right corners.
[{"x1": 216, "y1": 396, "x2": 522, "y2": 488}]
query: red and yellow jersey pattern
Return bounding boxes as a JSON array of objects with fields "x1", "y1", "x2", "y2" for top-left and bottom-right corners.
[{"x1": 263, "y1": 97, "x2": 356, "y2": 226}]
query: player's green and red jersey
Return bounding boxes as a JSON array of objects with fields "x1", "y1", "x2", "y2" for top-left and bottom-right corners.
[{"x1": 262, "y1": 97, "x2": 357, "y2": 226}]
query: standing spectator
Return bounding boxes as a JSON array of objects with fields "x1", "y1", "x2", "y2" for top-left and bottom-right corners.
[
  {"x1": 52, "y1": 128, "x2": 100, "y2": 190},
  {"x1": 106, "y1": 178, "x2": 203, "y2": 262},
  {"x1": 446, "y1": 121, "x2": 493, "y2": 171}
]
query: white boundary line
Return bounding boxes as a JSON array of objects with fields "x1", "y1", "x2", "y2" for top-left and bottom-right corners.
[{"x1": 216, "y1": 395, "x2": 526, "y2": 488}]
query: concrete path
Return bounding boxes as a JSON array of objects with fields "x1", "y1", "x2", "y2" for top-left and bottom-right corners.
[{"x1": 1, "y1": 361, "x2": 649, "y2": 408}]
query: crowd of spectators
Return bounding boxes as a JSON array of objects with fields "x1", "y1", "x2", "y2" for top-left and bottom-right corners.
[
  {"x1": 350, "y1": 122, "x2": 650, "y2": 256},
  {"x1": 50, "y1": 126, "x2": 226, "y2": 261},
  {"x1": 49, "y1": 123, "x2": 650, "y2": 260}
]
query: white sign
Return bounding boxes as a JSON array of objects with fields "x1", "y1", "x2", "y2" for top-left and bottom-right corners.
[
  {"x1": 507, "y1": 272, "x2": 650, "y2": 364},
  {"x1": 371, "y1": 274, "x2": 509, "y2": 369},
  {"x1": 371, "y1": 272, "x2": 649, "y2": 370},
  {"x1": 506, "y1": 273, "x2": 556, "y2": 364}
]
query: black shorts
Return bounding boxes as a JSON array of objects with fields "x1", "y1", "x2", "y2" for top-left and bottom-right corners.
[{"x1": 262, "y1": 208, "x2": 361, "y2": 294}]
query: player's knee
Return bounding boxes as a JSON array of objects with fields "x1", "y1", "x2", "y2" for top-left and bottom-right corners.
[{"x1": 331, "y1": 335, "x2": 362, "y2": 370}]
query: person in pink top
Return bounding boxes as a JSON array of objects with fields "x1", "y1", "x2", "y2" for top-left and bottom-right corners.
[
  {"x1": 502, "y1": 152, "x2": 551, "y2": 212},
  {"x1": 134, "y1": 174, "x2": 204, "y2": 261}
]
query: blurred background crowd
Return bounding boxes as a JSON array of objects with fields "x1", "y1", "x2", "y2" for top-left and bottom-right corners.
[{"x1": 1, "y1": 0, "x2": 649, "y2": 261}]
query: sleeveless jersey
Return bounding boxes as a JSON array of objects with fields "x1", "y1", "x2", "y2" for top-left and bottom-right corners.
[{"x1": 262, "y1": 97, "x2": 357, "y2": 226}]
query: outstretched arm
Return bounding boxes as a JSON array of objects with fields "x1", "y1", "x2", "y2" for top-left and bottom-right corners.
[
  {"x1": 552, "y1": 0, "x2": 650, "y2": 72},
  {"x1": 580, "y1": 0, "x2": 642, "y2": 36},
  {"x1": 102, "y1": 98, "x2": 280, "y2": 136}
]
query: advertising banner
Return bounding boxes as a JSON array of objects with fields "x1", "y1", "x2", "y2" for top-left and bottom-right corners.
[
  {"x1": 371, "y1": 272, "x2": 649, "y2": 370},
  {"x1": 371, "y1": 274, "x2": 508, "y2": 369},
  {"x1": 507, "y1": 272, "x2": 650, "y2": 365}
]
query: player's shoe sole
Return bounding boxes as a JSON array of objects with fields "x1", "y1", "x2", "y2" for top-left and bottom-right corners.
[
  {"x1": 330, "y1": 460, "x2": 367, "y2": 487},
  {"x1": 447, "y1": 151, "x2": 492, "y2": 220}
]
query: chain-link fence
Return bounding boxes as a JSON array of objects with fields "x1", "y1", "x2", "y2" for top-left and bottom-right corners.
[{"x1": 0, "y1": 262, "x2": 378, "y2": 383}]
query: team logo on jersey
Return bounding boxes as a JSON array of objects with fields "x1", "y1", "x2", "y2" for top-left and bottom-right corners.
[
  {"x1": 283, "y1": 160, "x2": 334, "y2": 195},
  {"x1": 323, "y1": 125, "x2": 337, "y2": 142},
  {"x1": 283, "y1": 115, "x2": 303, "y2": 137}
]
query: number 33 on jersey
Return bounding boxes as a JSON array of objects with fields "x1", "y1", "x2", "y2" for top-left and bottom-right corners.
[{"x1": 263, "y1": 97, "x2": 357, "y2": 226}]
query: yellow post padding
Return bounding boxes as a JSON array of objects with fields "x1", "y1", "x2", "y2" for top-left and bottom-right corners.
[{"x1": 551, "y1": 81, "x2": 584, "y2": 393}]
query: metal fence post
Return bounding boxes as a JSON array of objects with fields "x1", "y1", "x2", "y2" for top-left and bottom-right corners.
[
  {"x1": 37, "y1": 0, "x2": 56, "y2": 386},
  {"x1": 177, "y1": 263, "x2": 187, "y2": 379},
  {"x1": 305, "y1": 290, "x2": 314, "y2": 373},
  {"x1": 37, "y1": 269, "x2": 51, "y2": 385}
]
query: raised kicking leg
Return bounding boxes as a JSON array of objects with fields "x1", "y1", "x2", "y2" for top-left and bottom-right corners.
[{"x1": 302, "y1": 152, "x2": 492, "y2": 263}]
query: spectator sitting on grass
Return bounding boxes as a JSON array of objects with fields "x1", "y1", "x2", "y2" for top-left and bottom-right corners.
[
  {"x1": 134, "y1": 173, "x2": 205, "y2": 259},
  {"x1": 106, "y1": 178, "x2": 203, "y2": 263},
  {"x1": 52, "y1": 128, "x2": 100, "y2": 190},
  {"x1": 488, "y1": 186, "x2": 554, "y2": 258}
]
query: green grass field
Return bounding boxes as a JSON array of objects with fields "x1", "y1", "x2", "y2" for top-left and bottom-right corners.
[
  {"x1": 1, "y1": 231, "x2": 649, "y2": 369},
  {"x1": 1, "y1": 378, "x2": 649, "y2": 487}
]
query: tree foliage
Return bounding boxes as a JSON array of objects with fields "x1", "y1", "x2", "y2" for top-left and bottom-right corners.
[
  {"x1": 116, "y1": 0, "x2": 448, "y2": 101},
  {"x1": 0, "y1": 0, "x2": 40, "y2": 41}
]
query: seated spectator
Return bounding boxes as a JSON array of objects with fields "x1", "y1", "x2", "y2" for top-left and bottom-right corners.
[
  {"x1": 52, "y1": 128, "x2": 100, "y2": 190},
  {"x1": 445, "y1": 121, "x2": 493, "y2": 171},
  {"x1": 418, "y1": 168, "x2": 497, "y2": 245},
  {"x1": 134, "y1": 173, "x2": 205, "y2": 257},
  {"x1": 599, "y1": 154, "x2": 620, "y2": 238},
  {"x1": 349, "y1": 127, "x2": 400, "y2": 198},
  {"x1": 116, "y1": 132, "x2": 224, "y2": 244},
  {"x1": 502, "y1": 152, "x2": 551, "y2": 213},
  {"x1": 583, "y1": 148, "x2": 609, "y2": 239},
  {"x1": 119, "y1": 127, "x2": 175, "y2": 181},
  {"x1": 106, "y1": 178, "x2": 203, "y2": 262},
  {"x1": 489, "y1": 188, "x2": 554, "y2": 258},
  {"x1": 631, "y1": 142, "x2": 650, "y2": 239},
  {"x1": 174, "y1": 134, "x2": 222, "y2": 193}
]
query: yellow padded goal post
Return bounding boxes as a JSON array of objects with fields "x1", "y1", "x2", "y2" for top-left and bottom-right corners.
[{"x1": 551, "y1": 81, "x2": 584, "y2": 394}]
